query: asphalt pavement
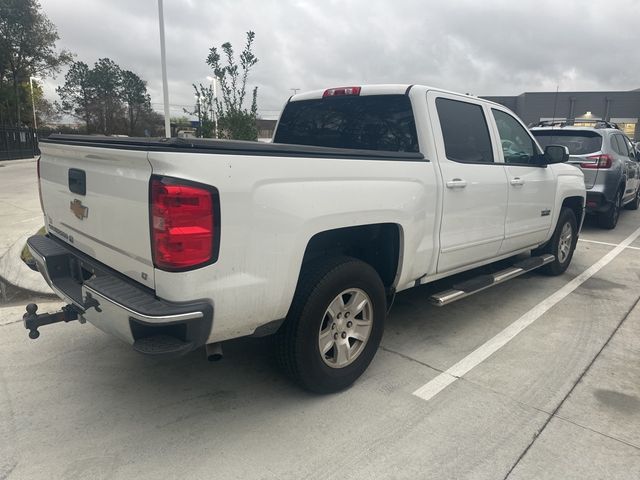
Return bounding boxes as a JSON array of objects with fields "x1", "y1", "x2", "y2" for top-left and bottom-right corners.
[{"x1": 1, "y1": 160, "x2": 639, "y2": 479}]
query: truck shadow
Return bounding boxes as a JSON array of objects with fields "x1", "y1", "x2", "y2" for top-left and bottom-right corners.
[{"x1": 19, "y1": 227, "x2": 613, "y2": 446}]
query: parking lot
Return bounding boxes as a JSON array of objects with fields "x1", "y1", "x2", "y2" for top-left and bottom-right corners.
[{"x1": 1, "y1": 164, "x2": 639, "y2": 479}]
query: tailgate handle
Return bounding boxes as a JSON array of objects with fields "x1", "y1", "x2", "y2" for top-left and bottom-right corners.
[{"x1": 68, "y1": 169, "x2": 86, "y2": 196}]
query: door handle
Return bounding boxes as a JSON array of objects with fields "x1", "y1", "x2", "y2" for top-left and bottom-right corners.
[
  {"x1": 510, "y1": 177, "x2": 525, "y2": 186},
  {"x1": 446, "y1": 178, "x2": 467, "y2": 189}
]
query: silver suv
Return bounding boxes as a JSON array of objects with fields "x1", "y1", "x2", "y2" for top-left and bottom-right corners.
[{"x1": 531, "y1": 123, "x2": 640, "y2": 229}]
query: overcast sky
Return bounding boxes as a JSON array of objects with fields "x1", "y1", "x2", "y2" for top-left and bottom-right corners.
[{"x1": 40, "y1": 0, "x2": 640, "y2": 121}]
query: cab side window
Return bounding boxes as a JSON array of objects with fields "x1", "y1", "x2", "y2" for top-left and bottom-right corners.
[
  {"x1": 491, "y1": 109, "x2": 540, "y2": 165},
  {"x1": 436, "y1": 98, "x2": 494, "y2": 163}
]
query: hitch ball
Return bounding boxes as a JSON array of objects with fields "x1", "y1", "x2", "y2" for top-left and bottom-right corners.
[
  {"x1": 24, "y1": 304, "x2": 40, "y2": 339},
  {"x1": 22, "y1": 302, "x2": 81, "y2": 340}
]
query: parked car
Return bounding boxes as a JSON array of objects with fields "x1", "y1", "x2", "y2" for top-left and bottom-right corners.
[
  {"x1": 24, "y1": 84, "x2": 585, "y2": 393},
  {"x1": 531, "y1": 124, "x2": 640, "y2": 229}
]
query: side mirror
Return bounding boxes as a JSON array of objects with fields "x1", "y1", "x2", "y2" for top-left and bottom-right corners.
[{"x1": 544, "y1": 145, "x2": 569, "y2": 164}]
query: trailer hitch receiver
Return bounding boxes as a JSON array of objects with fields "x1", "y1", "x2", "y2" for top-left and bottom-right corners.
[{"x1": 23, "y1": 303, "x2": 83, "y2": 339}]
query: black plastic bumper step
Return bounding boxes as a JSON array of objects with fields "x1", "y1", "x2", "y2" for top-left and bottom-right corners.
[{"x1": 133, "y1": 335, "x2": 194, "y2": 356}]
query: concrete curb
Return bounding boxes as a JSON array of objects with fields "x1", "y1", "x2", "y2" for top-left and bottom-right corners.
[
  {"x1": 0, "y1": 157, "x2": 38, "y2": 166},
  {"x1": 0, "y1": 232, "x2": 54, "y2": 296}
]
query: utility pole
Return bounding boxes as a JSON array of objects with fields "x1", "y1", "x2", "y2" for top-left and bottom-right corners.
[
  {"x1": 207, "y1": 76, "x2": 218, "y2": 138},
  {"x1": 157, "y1": 0, "x2": 171, "y2": 137},
  {"x1": 290, "y1": 88, "x2": 300, "y2": 95},
  {"x1": 195, "y1": 95, "x2": 203, "y2": 137},
  {"x1": 29, "y1": 77, "x2": 38, "y2": 132}
]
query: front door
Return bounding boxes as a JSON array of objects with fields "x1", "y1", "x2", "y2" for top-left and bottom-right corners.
[
  {"x1": 490, "y1": 108, "x2": 556, "y2": 253},
  {"x1": 429, "y1": 93, "x2": 508, "y2": 272}
]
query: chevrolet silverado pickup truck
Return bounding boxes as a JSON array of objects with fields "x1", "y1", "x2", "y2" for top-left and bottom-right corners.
[{"x1": 24, "y1": 84, "x2": 585, "y2": 393}]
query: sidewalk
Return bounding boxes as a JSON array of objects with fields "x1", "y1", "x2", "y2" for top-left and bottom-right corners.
[
  {"x1": 509, "y1": 298, "x2": 640, "y2": 479},
  {"x1": 0, "y1": 159, "x2": 53, "y2": 298}
]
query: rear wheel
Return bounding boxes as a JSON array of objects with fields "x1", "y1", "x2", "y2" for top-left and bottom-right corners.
[
  {"x1": 598, "y1": 189, "x2": 622, "y2": 229},
  {"x1": 275, "y1": 257, "x2": 386, "y2": 393},
  {"x1": 538, "y1": 207, "x2": 578, "y2": 276},
  {"x1": 625, "y1": 186, "x2": 640, "y2": 211}
]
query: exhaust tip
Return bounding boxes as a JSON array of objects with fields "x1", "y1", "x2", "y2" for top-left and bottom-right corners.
[{"x1": 206, "y1": 342, "x2": 223, "y2": 362}]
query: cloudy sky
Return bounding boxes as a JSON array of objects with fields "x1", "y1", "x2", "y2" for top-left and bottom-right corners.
[{"x1": 40, "y1": 0, "x2": 640, "y2": 121}]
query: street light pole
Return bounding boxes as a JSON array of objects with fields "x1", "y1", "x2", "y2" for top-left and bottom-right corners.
[
  {"x1": 157, "y1": 0, "x2": 171, "y2": 137},
  {"x1": 206, "y1": 76, "x2": 218, "y2": 139},
  {"x1": 29, "y1": 77, "x2": 38, "y2": 132},
  {"x1": 195, "y1": 95, "x2": 202, "y2": 137}
]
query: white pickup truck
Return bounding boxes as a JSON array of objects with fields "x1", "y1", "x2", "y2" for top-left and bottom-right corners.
[{"x1": 24, "y1": 84, "x2": 585, "y2": 393}]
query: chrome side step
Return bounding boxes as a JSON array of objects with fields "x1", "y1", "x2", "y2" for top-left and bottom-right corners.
[{"x1": 429, "y1": 254, "x2": 555, "y2": 307}]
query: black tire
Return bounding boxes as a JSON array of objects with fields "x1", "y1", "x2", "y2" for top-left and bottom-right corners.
[
  {"x1": 625, "y1": 186, "x2": 640, "y2": 211},
  {"x1": 275, "y1": 256, "x2": 386, "y2": 393},
  {"x1": 597, "y1": 189, "x2": 622, "y2": 229},
  {"x1": 538, "y1": 207, "x2": 578, "y2": 276}
]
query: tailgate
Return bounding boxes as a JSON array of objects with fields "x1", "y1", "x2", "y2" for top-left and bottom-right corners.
[
  {"x1": 568, "y1": 154, "x2": 599, "y2": 189},
  {"x1": 39, "y1": 141, "x2": 154, "y2": 289}
]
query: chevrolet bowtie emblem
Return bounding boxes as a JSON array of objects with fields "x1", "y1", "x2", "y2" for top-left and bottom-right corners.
[{"x1": 70, "y1": 199, "x2": 88, "y2": 220}]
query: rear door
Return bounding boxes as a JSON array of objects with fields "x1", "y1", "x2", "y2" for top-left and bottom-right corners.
[
  {"x1": 614, "y1": 134, "x2": 640, "y2": 202},
  {"x1": 428, "y1": 92, "x2": 508, "y2": 272},
  {"x1": 39, "y1": 140, "x2": 155, "y2": 289},
  {"x1": 623, "y1": 135, "x2": 640, "y2": 196},
  {"x1": 490, "y1": 108, "x2": 556, "y2": 253}
]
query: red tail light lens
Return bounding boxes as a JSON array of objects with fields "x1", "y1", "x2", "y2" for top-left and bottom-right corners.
[
  {"x1": 582, "y1": 154, "x2": 613, "y2": 169},
  {"x1": 150, "y1": 176, "x2": 219, "y2": 271},
  {"x1": 323, "y1": 86, "x2": 361, "y2": 98}
]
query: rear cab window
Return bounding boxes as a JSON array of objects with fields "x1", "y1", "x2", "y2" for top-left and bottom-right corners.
[
  {"x1": 532, "y1": 130, "x2": 602, "y2": 155},
  {"x1": 273, "y1": 94, "x2": 419, "y2": 153}
]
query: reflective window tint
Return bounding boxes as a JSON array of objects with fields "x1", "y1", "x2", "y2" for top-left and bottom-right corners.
[
  {"x1": 435, "y1": 98, "x2": 494, "y2": 163},
  {"x1": 492, "y1": 109, "x2": 540, "y2": 165},
  {"x1": 612, "y1": 135, "x2": 629, "y2": 156},
  {"x1": 274, "y1": 95, "x2": 419, "y2": 153},
  {"x1": 532, "y1": 130, "x2": 602, "y2": 155}
]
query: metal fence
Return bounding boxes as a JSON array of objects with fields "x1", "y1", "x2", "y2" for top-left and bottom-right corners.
[{"x1": 0, "y1": 127, "x2": 39, "y2": 161}]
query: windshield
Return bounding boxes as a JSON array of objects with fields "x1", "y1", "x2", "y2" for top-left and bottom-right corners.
[
  {"x1": 273, "y1": 94, "x2": 419, "y2": 152},
  {"x1": 532, "y1": 130, "x2": 602, "y2": 155}
]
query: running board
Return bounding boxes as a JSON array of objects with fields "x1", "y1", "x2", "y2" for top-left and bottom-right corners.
[{"x1": 429, "y1": 254, "x2": 555, "y2": 306}]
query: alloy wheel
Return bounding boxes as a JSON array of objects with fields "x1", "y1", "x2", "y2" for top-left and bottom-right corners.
[
  {"x1": 318, "y1": 288, "x2": 373, "y2": 368},
  {"x1": 557, "y1": 222, "x2": 573, "y2": 264}
]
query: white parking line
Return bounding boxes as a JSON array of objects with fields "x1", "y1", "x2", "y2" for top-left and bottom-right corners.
[
  {"x1": 413, "y1": 225, "x2": 640, "y2": 402},
  {"x1": 578, "y1": 238, "x2": 640, "y2": 251}
]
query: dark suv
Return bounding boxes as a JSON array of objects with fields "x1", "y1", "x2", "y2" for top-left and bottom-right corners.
[{"x1": 531, "y1": 124, "x2": 640, "y2": 229}]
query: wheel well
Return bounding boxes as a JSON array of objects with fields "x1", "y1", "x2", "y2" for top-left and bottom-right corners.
[
  {"x1": 562, "y1": 196, "x2": 584, "y2": 226},
  {"x1": 301, "y1": 224, "x2": 401, "y2": 289}
]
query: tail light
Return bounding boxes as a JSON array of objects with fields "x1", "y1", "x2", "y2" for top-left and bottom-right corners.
[
  {"x1": 36, "y1": 156, "x2": 44, "y2": 212},
  {"x1": 582, "y1": 154, "x2": 612, "y2": 169},
  {"x1": 323, "y1": 86, "x2": 361, "y2": 98},
  {"x1": 150, "y1": 176, "x2": 220, "y2": 271}
]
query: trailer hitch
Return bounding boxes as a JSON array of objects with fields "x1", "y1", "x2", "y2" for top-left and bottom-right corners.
[{"x1": 22, "y1": 303, "x2": 84, "y2": 339}]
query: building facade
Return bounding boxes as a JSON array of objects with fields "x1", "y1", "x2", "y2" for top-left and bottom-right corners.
[{"x1": 482, "y1": 89, "x2": 640, "y2": 140}]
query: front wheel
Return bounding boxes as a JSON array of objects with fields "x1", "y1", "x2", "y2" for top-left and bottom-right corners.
[
  {"x1": 538, "y1": 207, "x2": 578, "y2": 276},
  {"x1": 275, "y1": 257, "x2": 386, "y2": 393}
]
